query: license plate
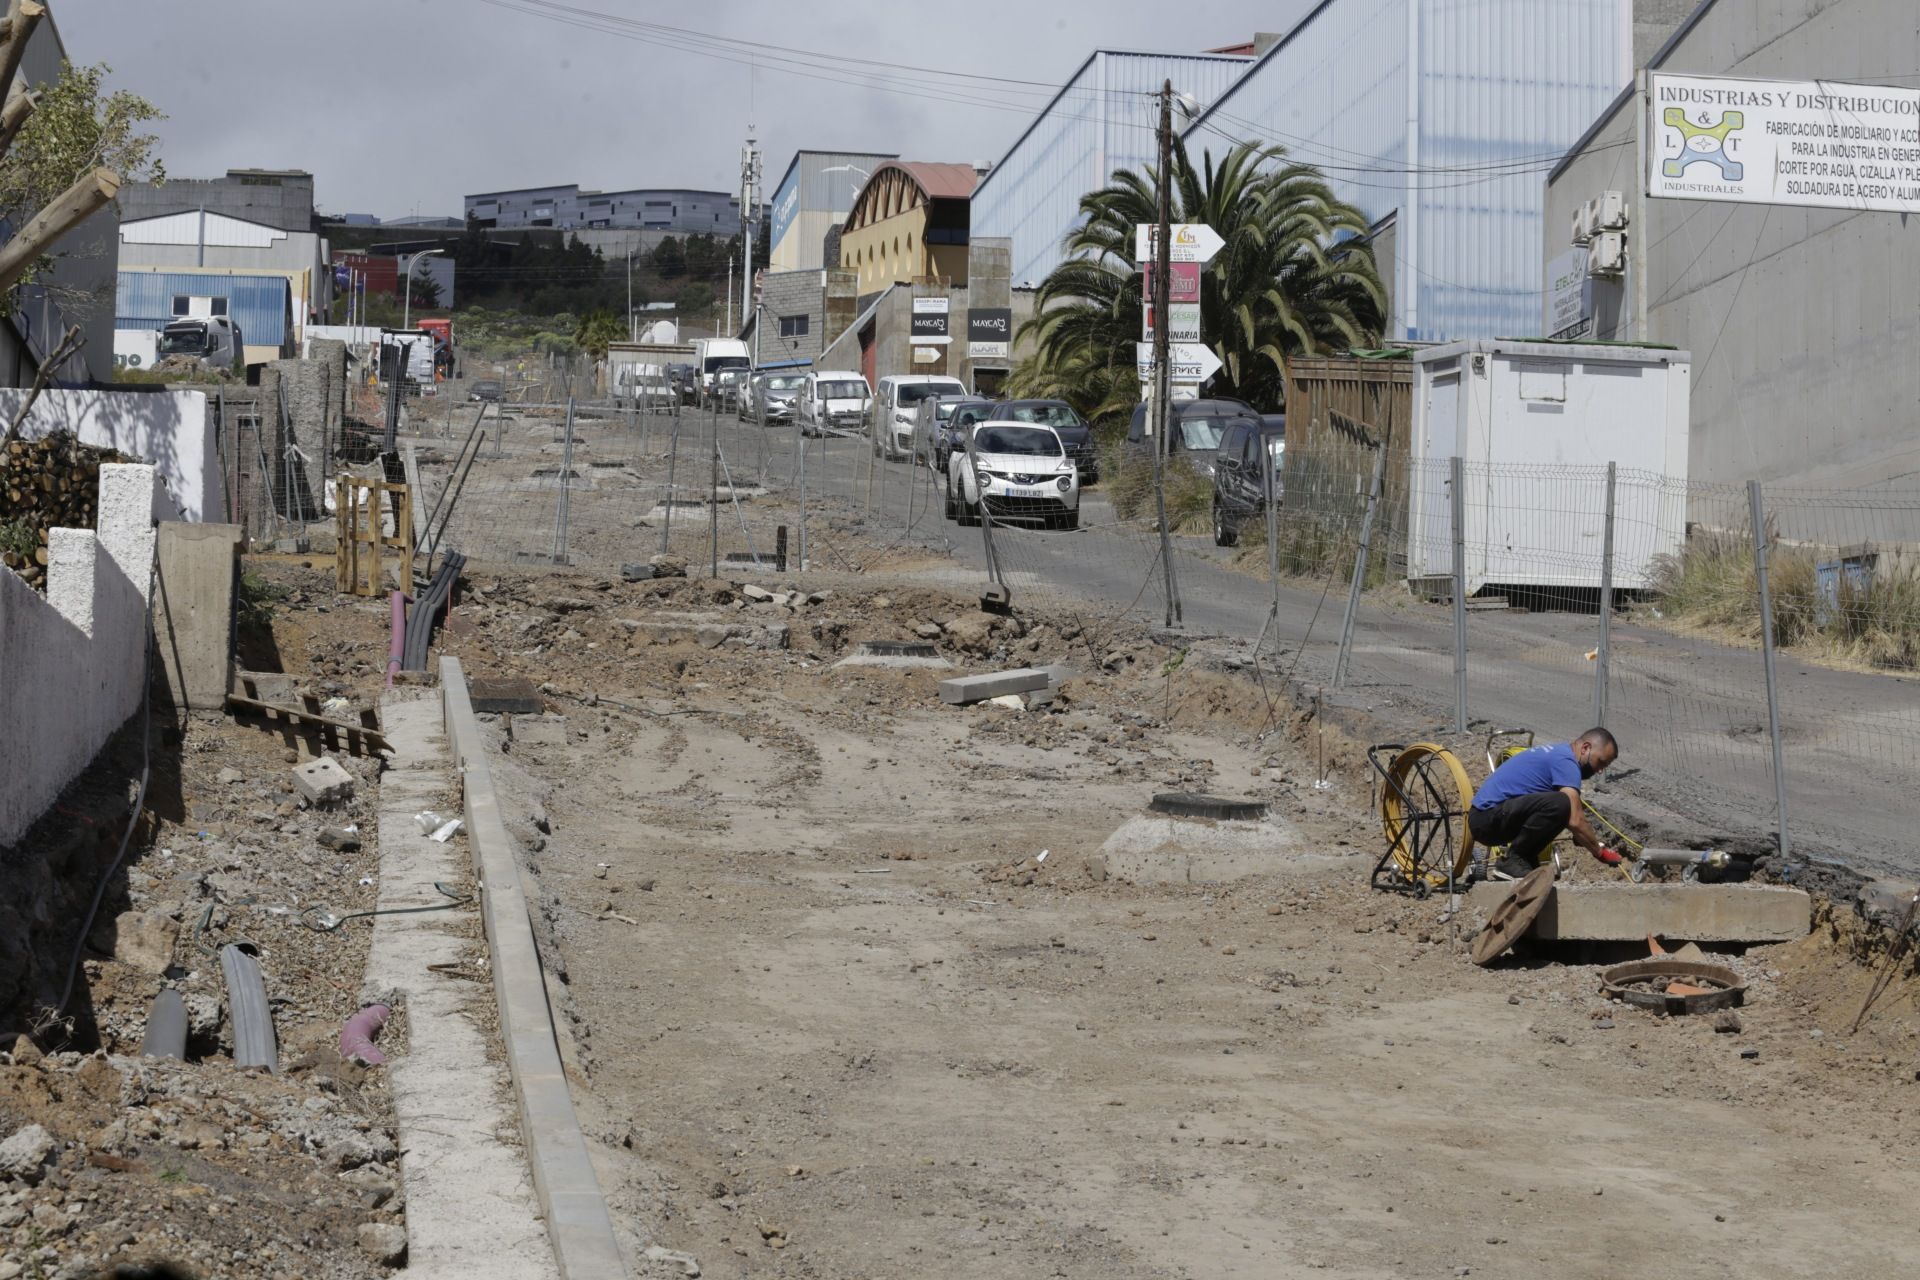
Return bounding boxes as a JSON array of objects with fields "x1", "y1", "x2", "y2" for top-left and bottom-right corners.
[{"x1": 1005, "y1": 486, "x2": 1046, "y2": 499}]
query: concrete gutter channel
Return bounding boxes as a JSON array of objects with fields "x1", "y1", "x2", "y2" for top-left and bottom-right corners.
[{"x1": 428, "y1": 655, "x2": 630, "y2": 1278}]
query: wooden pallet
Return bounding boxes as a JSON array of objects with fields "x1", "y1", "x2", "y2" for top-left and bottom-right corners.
[
  {"x1": 335, "y1": 474, "x2": 414, "y2": 597},
  {"x1": 226, "y1": 674, "x2": 390, "y2": 756}
]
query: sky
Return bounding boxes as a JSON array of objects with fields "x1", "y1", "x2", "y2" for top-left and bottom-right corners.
[{"x1": 55, "y1": 0, "x2": 1312, "y2": 219}]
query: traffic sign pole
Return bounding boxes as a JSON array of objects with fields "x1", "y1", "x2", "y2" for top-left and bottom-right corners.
[{"x1": 1150, "y1": 81, "x2": 1182, "y2": 627}]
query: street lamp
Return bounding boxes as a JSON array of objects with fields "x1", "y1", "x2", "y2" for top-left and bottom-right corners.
[{"x1": 401, "y1": 248, "x2": 444, "y2": 330}]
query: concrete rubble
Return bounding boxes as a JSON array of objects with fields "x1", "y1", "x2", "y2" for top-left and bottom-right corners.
[{"x1": 293, "y1": 756, "x2": 355, "y2": 806}]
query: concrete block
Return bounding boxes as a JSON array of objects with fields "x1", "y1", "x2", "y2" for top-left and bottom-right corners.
[
  {"x1": 938, "y1": 667, "x2": 1051, "y2": 705},
  {"x1": 1464, "y1": 881, "x2": 1811, "y2": 943},
  {"x1": 295, "y1": 755, "x2": 355, "y2": 806},
  {"x1": 468, "y1": 676, "x2": 543, "y2": 715},
  {"x1": 1858, "y1": 879, "x2": 1918, "y2": 932},
  {"x1": 154, "y1": 522, "x2": 242, "y2": 715}
]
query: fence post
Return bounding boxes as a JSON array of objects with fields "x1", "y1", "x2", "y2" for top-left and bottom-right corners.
[
  {"x1": 1334, "y1": 441, "x2": 1388, "y2": 689},
  {"x1": 552, "y1": 396, "x2": 575, "y2": 565},
  {"x1": 1263, "y1": 425, "x2": 1281, "y2": 646},
  {"x1": 795, "y1": 414, "x2": 808, "y2": 570},
  {"x1": 708, "y1": 407, "x2": 720, "y2": 578},
  {"x1": 1450, "y1": 454, "x2": 1468, "y2": 735},
  {"x1": 1747, "y1": 479, "x2": 1793, "y2": 861},
  {"x1": 659, "y1": 410, "x2": 681, "y2": 556},
  {"x1": 1594, "y1": 461, "x2": 1616, "y2": 727}
]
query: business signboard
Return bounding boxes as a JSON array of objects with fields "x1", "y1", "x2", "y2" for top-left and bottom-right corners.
[
  {"x1": 1546, "y1": 248, "x2": 1592, "y2": 340},
  {"x1": 1649, "y1": 73, "x2": 1920, "y2": 213},
  {"x1": 911, "y1": 296, "x2": 951, "y2": 345},
  {"x1": 967, "y1": 307, "x2": 1012, "y2": 358}
]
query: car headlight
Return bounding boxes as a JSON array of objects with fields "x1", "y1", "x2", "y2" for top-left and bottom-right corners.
[{"x1": 1056, "y1": 476, "x2": 1071, "y2": 492}]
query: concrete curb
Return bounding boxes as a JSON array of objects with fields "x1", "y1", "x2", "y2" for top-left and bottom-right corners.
[{"x1": 440, "y1": 657, "x2": 628, "y2": 1279}]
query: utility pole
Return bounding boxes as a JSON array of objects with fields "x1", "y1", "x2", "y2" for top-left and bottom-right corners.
[
  {"x1": 740, "y1": 128, "x2": 759, "y2": 349},
  {"x1": 1150, "y1": 80, "x2": 1181, "y2": 627}
]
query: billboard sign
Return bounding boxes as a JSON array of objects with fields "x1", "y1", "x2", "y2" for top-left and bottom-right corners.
[
  {"x1": 769, "y1": 166, "x2": 802, "y2": 250},
  {"x1": 1135, "y1": 341, "x2": 1221, "y2": 385},
  {"x1": 967, "y1": 307, "x2": 1012, "y2": 358},
  {"x1": 1648, "y1": 73, "x2": 1920, "y2": 213},
  {"x1": 1134, "y1": 222, "x2": 1225, "y2": 264},
  {"x1": 910, "y1": 295, "x2": 951, "y2": 345}
]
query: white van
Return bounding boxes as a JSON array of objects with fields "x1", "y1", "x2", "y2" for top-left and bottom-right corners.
[
  {"x1": 874, "y1": 375, "x2": 966, "y2": 460},
  {"x1": 799, "y1": 370, "x2": 872, "y2": 437},
  {"x1": 691, "y1": 337, "x2": 751, "y2": 403}
]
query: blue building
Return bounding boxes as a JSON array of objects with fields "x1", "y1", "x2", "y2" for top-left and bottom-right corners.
[
  {"x1": 1186, "y1": 1, "x2": 1638, "y2": 342},
  {"x1": 117, "y1": 270, "x2": 295, "y2": 363},
  {"x1": 465, "y1": 184, "x2": 757, "y2": 235}
]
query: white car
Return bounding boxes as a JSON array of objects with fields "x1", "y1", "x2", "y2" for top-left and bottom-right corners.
[
  {"x1": 799, "y1": 370, "x2": 872, "y2": 438},
  {"x1": 946, "y1": 422, "x2": 1080, "y2": 531},
  {"x1": 874, "y1": 374, "x2": 965, "y2": 461}
]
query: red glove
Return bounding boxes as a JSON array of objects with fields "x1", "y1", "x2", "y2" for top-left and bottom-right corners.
[{"x1": 1593, "y1": 846, "x2": 1623, "y2": 866}]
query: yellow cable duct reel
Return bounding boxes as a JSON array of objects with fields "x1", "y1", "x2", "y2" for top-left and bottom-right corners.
[{"x1": 1366, "y1": 742, "x2": 1476, "y2": 895}]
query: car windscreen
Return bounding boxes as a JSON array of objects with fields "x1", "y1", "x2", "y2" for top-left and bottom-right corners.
[
  {"x1": 767, "y1": 375, "x2": 805, "y2": 390},
  {"x1": 704, "y1": 355, "x2": 750, "y2": 372},
  {"x1": 818, "y1": 381, "x2": 866, "y2": 400},
  {"x1": 1004, "y1": 403, "x2": 1085, "y2": 429},
  {"x1": 1176, "y1": 417, "x2": 1228, "y2": 452},
  {"x1": 950, "y1": 405, "x2": 992, "y2": 428},
  {"x1": 896, "y1": 382, "x2": 958, "y2": 406},
  {"x1": 973, "y1": 426, "x2": 1061, "y2": 456},
  {"x1": 158, "y1": 329, "x2": 207, "y2": 354},
  {"x1": 935, "y1": 399, "x2": 974, "y2": 422}
]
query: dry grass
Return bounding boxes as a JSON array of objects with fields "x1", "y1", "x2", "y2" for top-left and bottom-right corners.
[
  {"x1": 1648, "y1": 534, "x2": 1920, "y2": 672},
  {"x1": 1102, "y1": 446, "x2": 1214, "y2": 535}
]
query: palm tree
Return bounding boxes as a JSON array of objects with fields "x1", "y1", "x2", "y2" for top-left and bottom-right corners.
[{"x1": 1012, "y1": 139, "x2": 1385, "y2": 424}]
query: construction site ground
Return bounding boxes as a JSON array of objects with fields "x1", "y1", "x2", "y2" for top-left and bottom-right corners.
[{"x1": 428, "y1": 554, "x2": 1918, "y2": 1279}]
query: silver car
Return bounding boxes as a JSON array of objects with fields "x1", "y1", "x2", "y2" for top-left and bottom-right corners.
[{"x1": 743, "y1": 371, "x2": 807, "y2": 425}]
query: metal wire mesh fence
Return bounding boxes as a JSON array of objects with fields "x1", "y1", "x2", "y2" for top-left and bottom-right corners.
[{"x1": 407, "y1": 384, "x2": 1920, "y2": 870}]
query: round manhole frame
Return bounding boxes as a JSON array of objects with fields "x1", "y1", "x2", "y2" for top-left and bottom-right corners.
[{"x1": 1148, "y1": 792, "x2": 1269, "y2": 822}]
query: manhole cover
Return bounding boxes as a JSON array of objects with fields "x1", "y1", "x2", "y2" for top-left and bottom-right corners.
[
  {"x1": 1148, "y1": 793, "x2": 1268, "y2": 822},
  {"x1": 856, "y1": 640, "x2": 939, "y2": 658},
  {"x1": 1600, "y1": 958, "x2": 1747, "y2": 1014}
]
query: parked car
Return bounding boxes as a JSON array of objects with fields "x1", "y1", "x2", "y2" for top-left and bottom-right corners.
[
  {"x1": 714, "y1": 367, "x2": 748, "y2": 413},
  {"x1": 874, "y1": 375, "x2": 966, "y2": 460},
  {"x1": 1125, "y1": 397, "x2": 1262, "y2": 479},
  {"x1": 912, "y1": 393, "x2": 990, "y2": 470},
  {"x1": 668, "y1": 363, "x2": 698, "y2": 404},
  {"x1": 799, "y1": 371, "x2": 872, "y2": 437},
  {"x1": 744, "y1": 370, "x2": 809, "y2": 425},
  {"x1": 1211, "y1": 414, "x2": 1286, "y2": 546},
  {"x1": 469, "y1": 378, "x2": 503, "y2": 403},
  {"x1": 985, "y1": 399, "x2": 1098, "y2": 483},
  {"x1": 946, "y1": 421, "x2": 1080, "y2": 531}
]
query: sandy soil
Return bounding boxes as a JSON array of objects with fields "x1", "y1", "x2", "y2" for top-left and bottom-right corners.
[{"x1": 436, "y1": 568, "x2": 1920, "y2": 1280}]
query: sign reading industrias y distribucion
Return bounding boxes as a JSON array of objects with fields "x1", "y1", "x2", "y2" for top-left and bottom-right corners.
[{"x1": 1649, "y1": 73, "x2": 1920, "y2": 213}]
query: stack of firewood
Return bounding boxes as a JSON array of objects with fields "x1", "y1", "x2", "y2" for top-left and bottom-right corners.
[{"x1": 0, "y1": 432, "x2": 131, "y2": 590}]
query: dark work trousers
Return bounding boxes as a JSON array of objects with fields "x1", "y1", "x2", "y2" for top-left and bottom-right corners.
[{"x1": 1468, "y1": 791, "x2": 1573, "y2": 865}]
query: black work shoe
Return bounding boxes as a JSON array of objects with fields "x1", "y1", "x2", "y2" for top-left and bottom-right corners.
[{"x1": 1494, "y1": 851, "x2": 1537, "y2": 881}]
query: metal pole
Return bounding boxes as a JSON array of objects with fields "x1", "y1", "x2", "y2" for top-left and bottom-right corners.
[
  {"x1": 709, "y1": 407, "x2": 720, "y2": 578},
  {"x1": 796, "y1": 411, "x2": 808, "y2": 570},
  {"x1": 552, "y1": 397, "x2": 574, "y2": 564},
  {"x1": 1264, "y1": 427, "x2": 1282, "y2": 629},
  {"x1": 1594, "y1": 461, "x2": 1616, "y2": 727},
  {"x1": 1450, "y1": 454, "x2": 1468, "y2": 735},
  {"x1": 660, "y1": 412, "x2": 681, "y2": 555},
  {"x1": 1150, "y1": 79, "x2": 1181, "y2": 627},
  {"x1": 1334, "y1": 441, "x2": 1388, "y2": 689},
  {"x1": 1748, "y1": 479, "x2": 1792, "y2": 860}
]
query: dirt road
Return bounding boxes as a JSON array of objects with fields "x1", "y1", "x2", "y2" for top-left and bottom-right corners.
[{"x1": 435, "y1": 569, "x2": 1920, "y2": 1279}]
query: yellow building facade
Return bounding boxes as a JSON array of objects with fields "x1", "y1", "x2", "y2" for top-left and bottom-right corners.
[{"x1": 839, "y1": 162, "x2": 978, "y2": 293}]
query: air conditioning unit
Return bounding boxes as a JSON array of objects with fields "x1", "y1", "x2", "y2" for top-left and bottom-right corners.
[
  {"x1": 1587, "y1": 230, "x2": 1627, "y2": 277},
  {"x1": 1570, "y1": 202, "x2": 1592, "y2": 247},
  {"x1": 1596, "y1": 189, "x2": 1629, "y2": 231}
]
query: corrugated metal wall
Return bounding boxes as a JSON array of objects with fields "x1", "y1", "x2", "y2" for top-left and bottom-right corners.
[
  {"x1": 970, "y1": 51, "x2": 1252, "y2": 288},
  {"x1": 116, "y1": 271, "x2": 291, "y2": 346},
  {"x1": 1188, "y1": 0, "x2": 1629, "y2": 342}
]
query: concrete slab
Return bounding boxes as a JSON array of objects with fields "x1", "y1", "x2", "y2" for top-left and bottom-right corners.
[
  {"x1": 469, "y1": 676, "x2": 543, "y2": 716},
  {"x1": 939, "y1": 667, "x2": 1051, "y2": 705},
  {"x1": 154, "y1": 522, "x2": 241, "y2": 715},
  {"x1": 369, "y1": 692, "x2": 559, "y2": 1280},
  {"x1": 1463, "y1": 880, "x2": 1811, "y2": 943}
]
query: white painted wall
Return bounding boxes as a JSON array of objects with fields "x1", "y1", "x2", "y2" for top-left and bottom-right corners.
[
  {"x1": 0, "y1": 389, "x2": 222, "y2": 522},
  {"x1": 0, "y1": 465, "x2": 159, "y2": 848}
]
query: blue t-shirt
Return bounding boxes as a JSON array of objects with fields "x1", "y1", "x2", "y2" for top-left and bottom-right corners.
[{"x1": 1473, "y1": 742, "x2": 1581, "y2": 809}]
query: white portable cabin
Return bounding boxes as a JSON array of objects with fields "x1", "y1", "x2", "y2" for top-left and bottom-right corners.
[{"x1": 1407, "y1": 340, "x2": 1690, "y2": 596}]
